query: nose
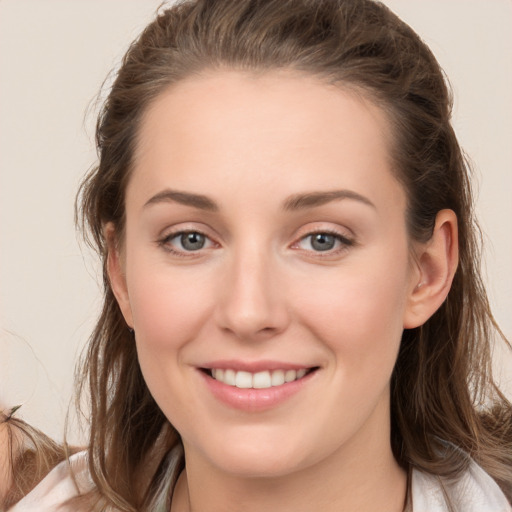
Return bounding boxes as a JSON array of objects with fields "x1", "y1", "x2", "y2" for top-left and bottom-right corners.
[{"x1": 215, "y1": 244, "x2": 290, "y2": 341}]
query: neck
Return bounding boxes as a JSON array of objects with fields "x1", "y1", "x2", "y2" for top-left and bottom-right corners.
[{"x1": 171, "y1": 400, "x2": 407, "y2": 512}]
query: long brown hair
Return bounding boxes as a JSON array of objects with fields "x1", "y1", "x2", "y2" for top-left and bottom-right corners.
[{"x1": 4, "y1": 0, "x2": 512, "y2": 510}]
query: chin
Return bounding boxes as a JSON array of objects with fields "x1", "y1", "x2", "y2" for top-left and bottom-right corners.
[
  {"x1": 193, "y1": 429, "x2": 317, "y2": 479},
  {"x1": 215, "y1": 450, "x2": 305, "y2": 479}
]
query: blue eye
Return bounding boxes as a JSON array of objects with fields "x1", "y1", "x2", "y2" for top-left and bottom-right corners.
[
  {"x1": 179, "y1": 232, "x2": 206, "y2": 251},
  {"x1": 309, "y1": 233, "x2": 337, "y2": 251},
  {"x1": 163, "y1": 231, "x2": 212, "y2": 253},
  {"x1": 297, "y1": 232, "x2": 352, "y2": 253}
]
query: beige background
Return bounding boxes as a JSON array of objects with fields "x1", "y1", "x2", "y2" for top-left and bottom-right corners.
[{"x1": 1, "y1": 0, "x2": 511, "y2": 444}]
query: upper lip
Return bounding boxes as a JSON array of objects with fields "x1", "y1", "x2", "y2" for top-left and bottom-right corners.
[{"x1": 198, "y1": 360, "x2": 317, "y2": 373}]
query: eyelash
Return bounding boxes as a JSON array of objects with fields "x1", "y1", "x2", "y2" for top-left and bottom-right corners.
[
  {"x1": 292, "y1": 229, "x2": 355, "y2": 257},
  {"x1": 158, "y1": 228, "x2": 355, "y2": 258},
  {"x1": 158, "y1": 230, "x2": 216, "y2": 258}
]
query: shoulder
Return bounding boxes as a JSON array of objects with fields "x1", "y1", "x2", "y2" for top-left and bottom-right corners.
[
  {"x1": 7, "y1": 451, "x2": 93, "y2": 512},
  {"x1": 5, "y1": 441, "x2": 185, "y2": 511},
  {"x1": 412, "y1": 459, "x2": 512, "y2": 512}
]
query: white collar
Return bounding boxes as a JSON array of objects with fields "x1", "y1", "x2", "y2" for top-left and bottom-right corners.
[{"x1": 411, "y1": 458, "x2": 511, "y2": 511}]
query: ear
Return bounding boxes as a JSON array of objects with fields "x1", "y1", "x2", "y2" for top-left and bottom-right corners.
[
  {"x1": 403, "y1": 209, "x2": 459, "y2": 329},
  {"x1": 104, "y1": 222, "x2": 134, "y2": 329}
]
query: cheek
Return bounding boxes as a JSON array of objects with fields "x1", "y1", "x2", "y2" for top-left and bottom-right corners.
[
  {"x1": 294, "y1": 251, "x2": 410, "y2": 376},
  {"x1": 124, "y1": 255, "x2": 220, "y2": 424},
  {"x1": 125, "y1": 254, "x2": 217, "y2": 366}
]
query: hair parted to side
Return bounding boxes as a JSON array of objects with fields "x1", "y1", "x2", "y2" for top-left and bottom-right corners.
[{"x1": 8, "y1": 0, "x2": 509, "y2": 510}]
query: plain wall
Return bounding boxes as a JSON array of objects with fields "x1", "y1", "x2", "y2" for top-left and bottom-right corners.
[{"x1": 1, "y1": 0, "x2": 511, "y2": 444}]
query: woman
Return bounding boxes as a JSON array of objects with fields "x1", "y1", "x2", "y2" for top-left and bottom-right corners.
[{"x1": 1, "y1": 0, "x2": 511, "y2": 510}]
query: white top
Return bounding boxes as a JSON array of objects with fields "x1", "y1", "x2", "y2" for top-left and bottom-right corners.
[
  {"x1": 9, "y1": 450, "x2": 512, "y2": 512},
  {"x1": 8, "y1": 452, "x2": 93, "y2": 512},
  {"x1": 411, "y1": 460, "x2": 511, "y2": 512}
]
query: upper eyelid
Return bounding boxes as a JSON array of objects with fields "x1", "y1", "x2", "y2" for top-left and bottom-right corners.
[
  {"x1": 293, "y1": 225, "x2": 354, "y2": 243},
  {"x1": 299, "y1": 228, "x2": 351, "y2": 238},
  {"x1": 159, "y1": 223, "x2": 215, "y2": 240}
]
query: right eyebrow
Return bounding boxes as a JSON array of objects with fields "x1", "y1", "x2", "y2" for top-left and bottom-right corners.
[{"x1": 143, "y1": 189, "x2": 219, "y2": 212}]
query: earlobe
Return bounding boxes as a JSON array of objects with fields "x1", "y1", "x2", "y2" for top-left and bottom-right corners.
[
  {"x1": 403, "y1": 209, "x2": 459, "y2": 329},
  {"x1": 104, "y1": 223, "x2": 134, "y2": 328}
]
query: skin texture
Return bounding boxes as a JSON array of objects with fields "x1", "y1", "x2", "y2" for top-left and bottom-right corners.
[{"x1": 108, "y1": 70, "x2": 458, "y2": 512}]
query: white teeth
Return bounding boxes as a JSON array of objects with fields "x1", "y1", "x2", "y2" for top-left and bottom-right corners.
[
  {"x1": 224, "y1": 369, "x2": 236, "y2": 386},
  {"x1": 253, "y1": 371, "x2": 271, "y2": 389},
  {"x1": 235, "y1": 371, "x2": 253, "y2": 389},
  {"x1": 285, "y1": 369, "x2": 297, "y2": 383},
  {"x1": 210, "y1": 368, "x2": 310, "y2": 388},
  {"x1": 271, "y1": 369, "x2": 285, "y2": 386}
]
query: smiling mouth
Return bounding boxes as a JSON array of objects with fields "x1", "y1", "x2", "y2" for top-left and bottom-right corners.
[{"x1": 202, "y1": 367, "x2": 318, "y2": 389}]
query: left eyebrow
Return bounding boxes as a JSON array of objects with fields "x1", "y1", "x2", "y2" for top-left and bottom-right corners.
[{"x1": 283, "y1": 190, "x2": 376, "y2": 211}]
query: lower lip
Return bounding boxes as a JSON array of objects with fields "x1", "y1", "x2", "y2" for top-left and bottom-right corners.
[{"x1": 199, "y1": 370, "x2": 317, "y2": 412}]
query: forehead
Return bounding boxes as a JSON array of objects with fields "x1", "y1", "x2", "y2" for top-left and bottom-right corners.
[
  {"x1": 130, "y1": 69, "x2": 405, "y2": 215},
  {"x1": 137, "y1": 69, "x2": 392, "y2": 156}
]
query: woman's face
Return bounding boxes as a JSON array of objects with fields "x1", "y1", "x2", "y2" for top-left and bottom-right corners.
[{"x1": 115, "y1": 70, "x2": 421, "y2": 478}]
